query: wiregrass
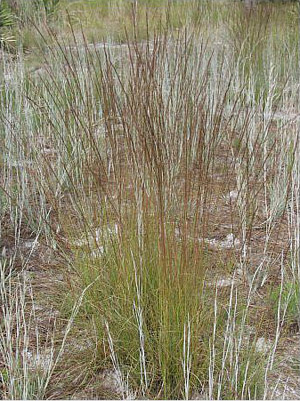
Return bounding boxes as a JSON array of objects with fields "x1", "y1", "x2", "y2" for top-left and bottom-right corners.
[{"x1": 0, "y1": 1, "x2": 299, "y2": 399}]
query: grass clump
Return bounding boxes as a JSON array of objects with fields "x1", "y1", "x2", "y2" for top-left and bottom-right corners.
[
  {"x1": 270, "y1": 280, "x2": 300, "y2": 329},
  {"x1": 1, "y1": 0, "x2": 300, "y2": 399},
  {"x1": 68, "y1": 213, "x2": 269, "y2": 399},
  {"x1": 71, "y1": 214, "x2": 208, "y2": 398}
]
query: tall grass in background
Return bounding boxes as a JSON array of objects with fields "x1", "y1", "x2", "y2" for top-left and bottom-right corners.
[{"x1": 0, "y1": 0, "x2": 299, "y2": 399}]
